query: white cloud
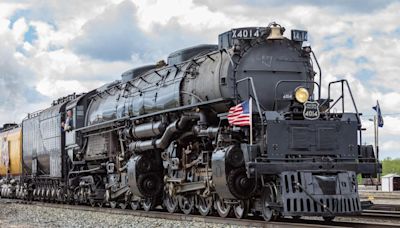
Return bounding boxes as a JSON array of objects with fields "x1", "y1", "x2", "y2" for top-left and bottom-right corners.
[
  {"x1": 0, "y1": 2, "x2": 28, "y2": 19},
  {"x1": 0, "y1": 0, "x2": 399, "y2": 158},
  {"x1": 11, "y1": 18, "x2": 28, "y2": 42},
  {"x1": 0, "y1": 22, "x2": 46, "y2": 124},
  {"x1": 381, "y1": 140, "x2": 400, "y2": 153},
  {"x1": 134, "y1": 0, "x2": 234, "y2": 31},
  {"x1": 37, "y1": 79, "x2": 87, "y2": 98}
]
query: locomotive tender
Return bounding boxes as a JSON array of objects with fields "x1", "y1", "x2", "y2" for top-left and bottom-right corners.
[{"x1": 0, "y1": 22, "x2": 380, "y2": 221}]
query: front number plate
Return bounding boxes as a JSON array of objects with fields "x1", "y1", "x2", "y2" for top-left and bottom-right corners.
[{"x1": 232, "y1": 28, "x2": 261, "y2": 39}]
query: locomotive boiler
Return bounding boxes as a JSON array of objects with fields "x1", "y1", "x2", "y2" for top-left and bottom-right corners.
[{"x1": 0, "y1": 22, "x2": 380, "y2": 222}]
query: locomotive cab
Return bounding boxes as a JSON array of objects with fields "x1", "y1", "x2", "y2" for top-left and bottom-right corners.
[{"x1": 64, "y1": 90, "x2": 95, "y2": 161}]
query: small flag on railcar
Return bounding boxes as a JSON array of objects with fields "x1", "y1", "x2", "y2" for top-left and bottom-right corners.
[
  {"x1": 372, "y1": 100, "x2": 384, "y2": 127},
  {"x1": 227, "y1": 99, "x2": 252, "y2": 126}
]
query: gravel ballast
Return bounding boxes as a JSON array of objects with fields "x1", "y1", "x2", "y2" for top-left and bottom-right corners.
[
  {"x1": 0, "y1": 203, "x2": 245, "y2": 228},
  {"x1": 1, "y1": 201, "x2": 399, "y2": 228}
]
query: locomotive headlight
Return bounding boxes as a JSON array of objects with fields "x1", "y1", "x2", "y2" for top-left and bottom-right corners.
[{"x1": 294, "y1": 87, "x2": 309, "y2": 103}]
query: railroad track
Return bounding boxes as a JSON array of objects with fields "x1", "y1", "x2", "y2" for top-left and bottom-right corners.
[
  {"x1": 1, "y1": 198, "x2": 399, "y2": 228},
  {"x1": 361, "y1": 209, "x2": 400, "y2": 220},
  {"x1": 360, "y1": 191, "x2": 400, "y2": 206}
]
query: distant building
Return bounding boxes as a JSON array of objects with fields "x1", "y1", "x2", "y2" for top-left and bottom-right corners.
[{"x1": 382, "y1": 173, "x2": 400, "y2": 192}]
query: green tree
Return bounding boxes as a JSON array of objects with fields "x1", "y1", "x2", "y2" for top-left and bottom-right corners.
[{"x1": 382, "y1": 158, "x2": 400, "y2": 176}]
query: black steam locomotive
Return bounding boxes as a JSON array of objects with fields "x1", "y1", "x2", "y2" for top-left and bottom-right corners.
[{"x1": 1, "y1": 22, "x2": 380, "y2": 221}]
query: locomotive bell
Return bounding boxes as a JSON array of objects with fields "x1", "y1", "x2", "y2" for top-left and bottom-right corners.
[{"x1": 267, "y1": 23, "x2": 284, "y2": 40}]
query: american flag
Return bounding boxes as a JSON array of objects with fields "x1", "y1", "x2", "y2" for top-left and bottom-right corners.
[{"x1": 227, "y1": 99, "x2": 252, "y2": 126}]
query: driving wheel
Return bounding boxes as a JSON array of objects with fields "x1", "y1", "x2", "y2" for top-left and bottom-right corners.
[
  {"x1": 233, "y1": 200, "x2": 249, "y2": 219},
  {"x1": 164, "y1": 194, "x2": 179, "y2": 213},
  {"x1": 179, "y1": 195, "x2": 194, "y2": 215},
  {"x1": 215, "y1": 196, "x2": 231, "y2": 218},
  {"x1": 197, "y1": 196, "x2": 212, "y2": 216}
]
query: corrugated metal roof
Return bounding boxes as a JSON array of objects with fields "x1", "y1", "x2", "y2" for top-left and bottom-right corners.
[{"x1": 382, "y1": 173, "x2": 400, "y2": 178}]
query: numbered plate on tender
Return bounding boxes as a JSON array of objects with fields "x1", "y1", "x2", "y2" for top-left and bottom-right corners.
[
  {"x1": 303, "y1": 101, "x2": 320, "y2": 120},
  {"x1": 231, "y1": 28, "x2": 261, "y2": 39},
  {"x1": 291, "y1": 29, "x2": 308, "y2": 42}
]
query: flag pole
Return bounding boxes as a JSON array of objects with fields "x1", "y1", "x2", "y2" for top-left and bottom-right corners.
[
  {"x1": 376, "y1": 113, "x2": 380, "y2": 190},
  {"x1": 249, "y1": 98, "x2": 253, "y2": 145},
  {"x1": 374, "y1": 115, "x2": 377, "y2": 161},
  {"x1": 372, "y1": 100, "x2": 382, "y2": 190}
]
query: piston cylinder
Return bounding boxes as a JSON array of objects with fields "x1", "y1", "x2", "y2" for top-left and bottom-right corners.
[{"x1": 127, "y1": 121, "x2": 166, "y2": 139}]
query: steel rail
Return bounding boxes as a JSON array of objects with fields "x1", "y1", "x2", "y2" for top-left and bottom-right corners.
[
  {"x1": 361, "y1": 210, "x2": 400, "y2": 220},
  {"x1": 1, "y1": 198, "x2": 399, "y2": 228}
]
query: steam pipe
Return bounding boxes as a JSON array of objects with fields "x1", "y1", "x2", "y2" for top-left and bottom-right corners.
[
  {"x1": 129, "y1": 114, "x2": 199, "y2": 152},
  {"x1": 127, "y1": 121, "x2": 166, "y2": 139}
]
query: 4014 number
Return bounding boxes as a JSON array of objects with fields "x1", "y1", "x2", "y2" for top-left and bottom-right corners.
[{"x1": 232, "y1": 28, "x2": 260, "y2": 39}]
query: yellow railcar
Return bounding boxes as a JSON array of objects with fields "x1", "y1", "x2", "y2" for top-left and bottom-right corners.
[{"x1": 0, "y1": 126, "x2": 22, "y2": 177}]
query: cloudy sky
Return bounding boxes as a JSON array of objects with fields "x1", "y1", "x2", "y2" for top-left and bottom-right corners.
[{"x1": 0, "y1": 0, "x2": 399, "y2": 158}]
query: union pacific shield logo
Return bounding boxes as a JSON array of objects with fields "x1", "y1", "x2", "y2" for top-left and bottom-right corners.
[{"x1": 303, "y1": 101, "x2": 320, "y2": 120}]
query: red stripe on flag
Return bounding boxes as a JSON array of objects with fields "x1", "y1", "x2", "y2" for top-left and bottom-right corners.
[{"x1": 227, "y1": 101, "x2": 251, "y2": 126}]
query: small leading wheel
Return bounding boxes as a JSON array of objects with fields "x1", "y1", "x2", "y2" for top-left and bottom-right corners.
[
  {"x1": 73, "y1": 191, "x2": 80, "y2": 205},
  {"x1": 262, "y1": 203, "x2": 273, "y2": 221},
  {"x1": 179, "y1": 195, "x2": 194, "y2": 215},
  {"x1": 97, "y1": 202, "x2": 104, "y2": 207},
  {"x1": 130, "y1": 200, "x2": 140, "y2": 210},
  {"x1": 261, "y1": 188, "x2": 277, "y2": 222},
  {"x1": 89, "y1": 198, "x2": 96, "y2": 207},
  {"x1": 164, "y1": 194, "x2": 179, "y2": 213},
  {"x1": 119, "y1": 202, "x2": 128, "y2": 209},
  {"x1": 56, "y1": 189, "x2": 65, "y2": 202},
  {"x1": 109, "y1": 201, "x2": 117, "y2": 208},
  {"x1": 197, "y1": 196, "x2": 212, "y2": 216},
  {"x1": 233, "y1": 200, "x2": 249, "y2": 219},
  {"x1": 142, "y1": 198, "x2": 156, "y2": 212},
  {"x1": 215, "y1": 196, "x2": 231, "y2": 218},
  {"x1": 51, "y1": 188, "x2": 57, "y2": 201},
  {"x1": 323, "y1": 216, "x2": 335, "y2": 222}
]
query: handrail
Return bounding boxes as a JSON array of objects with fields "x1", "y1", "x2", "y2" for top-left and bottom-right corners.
[
  {"x1": 311, "y1": 50, "x2": 322, "y2": 99},
  {"x1": 326, "y1": 79, "x2": 361, "y2": 125},
  {"x1": 236, "y1": 77, "x2": 265, "y2": 152},
  {"x1": 236, "y1": 77, "x2": 264, "y2": 122},
  {"x1": 325, "y1": 79, "x2": 362, "y2": 153}
]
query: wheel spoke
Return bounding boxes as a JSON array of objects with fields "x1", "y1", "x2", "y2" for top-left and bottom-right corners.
[
  {"x1": 197, "y1": 196, "x2": 212, "y2": 216},
  {"x1": 164, "y1": 194, "x2": 179, "y2": 213},
  {"x1": 143, "y1": 198, "x2": 156, "y2": 212},
  {"x1": 215, "y1": 196, "x2": 231, "y2": 218},
  {"x1": 130, "y1": 201, "x2": 140, "y2": 210},
  {"x1": 261, "y1": 187, "x2": 277, "y2": 222},
  {"x1": 179, "y1": 196, "x2": 194, "y2": 215},
  {"x1": 110, "y1": 201, "x2": 117, "y2": 208},
  {"x1": 89, "y1": 199, "x2": 96, "y2": 207},
  {"x1": 233, "y1": 200, "x2": 249, "y2": 219},
  {"x1": 119, "y1": 203, "x2": 128, "y2": 209}
]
